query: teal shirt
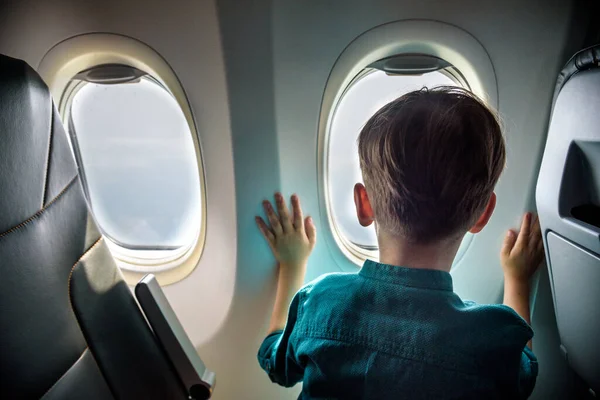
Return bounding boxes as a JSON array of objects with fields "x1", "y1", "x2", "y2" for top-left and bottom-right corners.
[{"x1": 258, "y1": 260, "x2": 538, "y2": 399}]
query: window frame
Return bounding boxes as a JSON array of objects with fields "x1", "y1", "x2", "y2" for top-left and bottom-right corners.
[
  {"x1": 315, "y1": 20, "x2": 498, "y2": 274},
  {"x1": 37, "y1": 33, "x2": 221, "y2": 287}
]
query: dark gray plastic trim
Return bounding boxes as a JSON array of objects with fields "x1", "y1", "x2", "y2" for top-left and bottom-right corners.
[{"x1": 536, "y1": 47, "x2": 600, "y2": 391}]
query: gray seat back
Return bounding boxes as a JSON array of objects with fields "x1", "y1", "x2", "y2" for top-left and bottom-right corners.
[
  {"x1": 536, "y1": 45, "x2": 600, "y2": 392},
  {"x1": 0, "y1": 54, "x2": 187, "y2": 399}
]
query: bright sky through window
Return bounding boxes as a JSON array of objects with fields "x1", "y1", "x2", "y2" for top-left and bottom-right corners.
[{"x1": 70, "y1": 78, "x2": 201, "y2": 250}]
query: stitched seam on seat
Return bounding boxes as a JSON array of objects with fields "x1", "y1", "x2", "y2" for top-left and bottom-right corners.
[
  {"x1": 39, "y1": 347, "x2": 89, "y2": 399},
  {"x1": 0, "y1": 175, "x2": 78, "y2": 240},
  {"x1": 67, "y1": 236, "x2": 103, "y2": 310},
  {"x1": 41, "y1": 105, "x2": 55, "y2": 207}
]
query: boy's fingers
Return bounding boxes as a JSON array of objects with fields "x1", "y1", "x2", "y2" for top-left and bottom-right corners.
[
  {"x1": 537, "y1": 238, "x2": 544, "y2": 253},
  {"x1": 275, "y1": 193, "x2": 293, "y2": 233},
  {"x1": 530, "y1": 222, "x2": 542, "y2": 252},
  {"x1": 291, "y1": 194, "x2": 304, "y2": 231},
  {"x1": 530, "y1": 215, "x2": 541, "y2": 240},
  {"x1": 501, "y1": 229, "x2": 517, "y2": 257},
  {"x1": 305, "y1": 216, "x2": 317, "y2": 245},
  {"x1": 515, "y1": 212, "x2": 532, "y2": 249},
  {"x1": 255, "y1": 216, "x2": 275, "y2": 243},
  {"x1": 533, "y1": 242, "x2": 545, "y2": 266},
  {"x1": 263, "y1": 200, "x2": 283, "y2": 235}
]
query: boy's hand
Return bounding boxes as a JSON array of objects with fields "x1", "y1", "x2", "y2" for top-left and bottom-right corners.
[
  {"x1": 500, "y1": 212, "x2": 544, "y2": 285},
  {"x1": 256, "y1": 193, "x2": 316, "y2": 268}
]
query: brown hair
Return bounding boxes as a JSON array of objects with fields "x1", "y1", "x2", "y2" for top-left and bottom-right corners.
[{"x1": 358, "y1": 86, "x2": 505, "y2": 243}]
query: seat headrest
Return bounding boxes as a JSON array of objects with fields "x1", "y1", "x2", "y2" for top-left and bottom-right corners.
[
  {"x1": 0, "y1": 54, "x2": 77, "y2": 233},
  {"x1": 554, "y1": 44, "x2": 600, "y2": 104}
]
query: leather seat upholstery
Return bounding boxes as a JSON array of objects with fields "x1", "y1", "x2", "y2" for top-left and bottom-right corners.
[{"x1": 0, "y1": 55, "x2": 187, "y2": 399}]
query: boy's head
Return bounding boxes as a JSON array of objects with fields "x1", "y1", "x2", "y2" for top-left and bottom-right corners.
[{"x1": 355, "y1": 86, "x2": 505, "y2": 244}]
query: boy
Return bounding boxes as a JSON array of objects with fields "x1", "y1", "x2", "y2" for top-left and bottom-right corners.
[{"x1": 255, "y1": 87, "x2": 543, "y2": 399}]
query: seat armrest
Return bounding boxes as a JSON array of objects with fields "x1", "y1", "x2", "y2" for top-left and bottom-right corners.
[{"x1": 135, "y1": 275, "x2": 216, "y2": 400}]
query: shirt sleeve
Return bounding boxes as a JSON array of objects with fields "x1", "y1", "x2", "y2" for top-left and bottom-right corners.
[
  {"x1": 517, "y1": 346, "x2": 538, "y2": 399},
  {"x1": 257, "y1": 289, "x2": 305, "y2": 387}
]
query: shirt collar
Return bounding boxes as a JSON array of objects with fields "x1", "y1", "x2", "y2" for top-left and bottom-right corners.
[{"x1": 358, "y1": 259, "x2": 453, "y2": 291}]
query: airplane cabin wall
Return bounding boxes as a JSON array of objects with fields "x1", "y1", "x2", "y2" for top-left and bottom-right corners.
[{"x1": 0, "y1": 0, "x2": 591, "y2": 398}]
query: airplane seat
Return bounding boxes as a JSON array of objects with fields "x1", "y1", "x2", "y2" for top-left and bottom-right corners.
[
  {"x1": 536, "y1": 44, "x2": 600, "y2": 394},
  {"x1": 0, "y1": 54, "x2": 187, "y2": 399}
]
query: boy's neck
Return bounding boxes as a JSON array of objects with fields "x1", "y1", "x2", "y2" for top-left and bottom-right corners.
[{"x1": 377, "y1": 231, "x2": 462, "y2": 273}]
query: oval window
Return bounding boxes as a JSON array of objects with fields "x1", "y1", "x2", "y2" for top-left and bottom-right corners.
[{"x1": 65, "y1": 65, "x2": 202, "y2": 269}]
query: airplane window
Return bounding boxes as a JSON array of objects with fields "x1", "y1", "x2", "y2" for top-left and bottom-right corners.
[
  {"x1": 327, "y1": 66, "x2": 471, "y2": 264},
  {"x1": 67, "y1": 73, "x2": 201, "y2": 269}
]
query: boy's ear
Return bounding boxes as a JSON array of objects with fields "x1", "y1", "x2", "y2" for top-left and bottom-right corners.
[
  {"x1": 354, "y1": 183, "x2": 374, "y2": 227},
  {"x1": 469, "y1": 192, "x2": 496, "y2": 234}
]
